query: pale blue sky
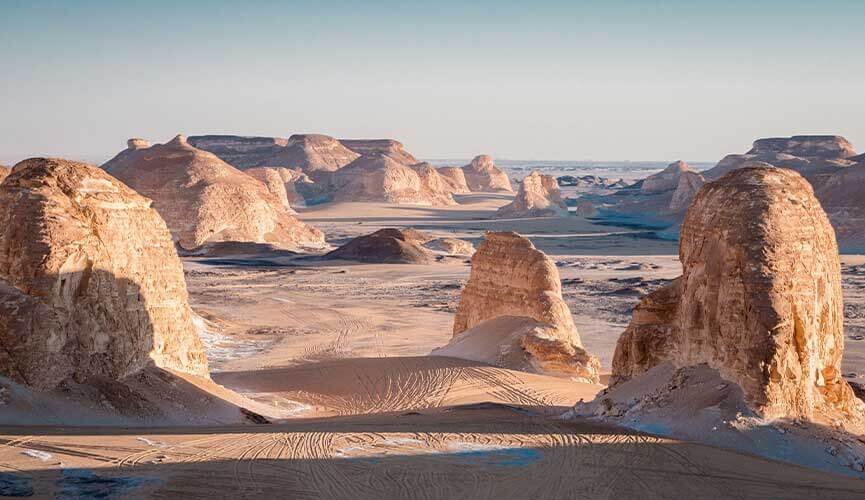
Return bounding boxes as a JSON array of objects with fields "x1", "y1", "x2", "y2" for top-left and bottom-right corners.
[{"x1": 1, "y1": 0, "x2": 863, "y2": 164}]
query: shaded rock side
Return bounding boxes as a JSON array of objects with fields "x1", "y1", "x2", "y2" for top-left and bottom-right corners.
[
  {"x1": 495, "y1": 171, "x2": 568, "y2": 218},
  {"x1": 102, "y1": 135, "x2": 326, "y2": 251},
  {"x1": 450, "y1": 232, "x2": 599, "y2": 381},
  {"x1": 461, "y1": 155, "x2": 513, "y2": 193},
  {"x1": 667, "y1": 170, "x2": 705, "y2": 213},
  {"x1": 325, "y1": 228, "x2": 434, "y2": 264},
  {"x1": 0, "y1": 158, "x2": 208, "y2": 390},
  {"x1": 245, "y1": 167, "x2": 314, "y2": 210},
  {"x1": 0, "y1": 166, "x2": 9, "y2": 183},
  {"x1": 436, "y1": 167, "x2": 471, "y2": 194}
]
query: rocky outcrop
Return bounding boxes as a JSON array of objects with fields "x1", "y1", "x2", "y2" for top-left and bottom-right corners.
[
  {"x1": 495, "y1": 171, "x2": 568, "y2": 218},
  {"x1": 749, "y1": 135, "x2": 856, "y2": 159},
  {"x1": 409, "y1": 163, "x2": 458, "y2": 206},
  {"x1": 187, "y1": 135, "x2": 290, "y2": 169},
  {"x1": 325, "y1": 228, "x2": 434, "y2": 264},
  {"x1": 328, "y1": 154, "x2": 456, "y2": 206},
  {"x1": 245, "y1": 167, "x2": 314, "y2": 210},
  {"x1": 423, "y1": 237, "x2": 475, "y2": 256},
  {"x1": 0, "y1": 158, "x2": 208, "y2": 390},
  {"x1": 667, "y1": 170, "x2": 705, "y2": 213},
  {"x1": 187, "y1": 134, "x2": 358, "y2": 174},
  {"x1": 461, "y1": 155, "x2": 512, "y2": 193},
  {"x1": 102, "y1": 135, "x2": 326, "y2": 251},
  {"x1": 436, "y1": 166, "x2": 471, "y2": 194},
  {"x1": 340, "y1": 139, "x2": 418, "y2": 165},
  {"x1": 447, "y1": 232, "x2": 599, "y2": 381},
  {"x1": 640, "y1": 160, "x2": 695, "y2": 194},
  {"x1": 611, "y1": 166, "x2": 858, "y2": 421}
]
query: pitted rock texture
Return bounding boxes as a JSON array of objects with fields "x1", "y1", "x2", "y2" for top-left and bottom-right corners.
[
  {"x1": 450, "y1": 232, "x2": 599, "y2": 381},
  {"x1": 102, "y1": 135, "x2": 325, "y2": 251},
  {"x1": 640, "y1": 160, "x2": 696, "y2": 194},
  {"x1": 187, "y1": 135, "x2": 291, "y2": 169},
  {"x1": 325, "y1": 228, "x2": 434, "y2": 264},
  {"x1": 436, "y1": 166, "x2": 470, "y2": 194},
  {"x1": 329, "y1": 154, "x2": 456, "y2": 206},
  {"x1": 339, "y1": 139, "x2": 418, "y2": 165},
  {"x1": 611, "y1": 166, "x2": 859, "y2": 421},
  {"x1": 667, "y1": 170, "x2": 705, "y2": 213},
  {"x1": 496, "y1": 171, "x2": 568, "y2": 218},
  {"x1": 461, "y1": 155, "x2": 512, "y2": 193},
  {"x1": 0, "y1": 158, "x2": 208, "y2": 390}
]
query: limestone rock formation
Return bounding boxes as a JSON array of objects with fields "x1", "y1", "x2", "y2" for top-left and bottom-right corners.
[
  {"x1": 667, "y1": 170, "x2": 705, "y2": 213},
  {"x1": 749, "y1": 135, "x2": 856, "y2": 159},
  {"x1": 495, "y1": 171, "x2": 568, "y2": 218},
  {"x1": 447, "y1": 232, "x2": 599, "y2": 381},
  {"x1": 340, "y1": 139, "x2": 418, "y2": 165},
  {"x1": 461, "y1": 155, "x2": 512, "y2": 193},
  {"x1": 328, "y1": 154, "x2": 456, "y2": 206},
  {"x1": 611, "y1": 166, "x2": 858, "y2": 421},
  {"x1": 187, "y1": 134, "x2": 359, "y2": 174},
  {"x1": 187, "y1": 135, "x2": 290, "y2": 169},
  {"x1": 102, "y1": 135, "x2": 326, "y2": 251},
  {"x1": 436, "y1": 166, "x2": 471, "y2": 194},
  {"x1": 640, "y1": 160, "x2": 696, "y2": 194},
  {"x1": 0, "y1": 158, "x2": 208, "y2": 390},
  {"x1": 245, "y1": 167, "x2": 314, "y2": 210},
  {"x1": 325, "y1": 228, "x2": 434, "y2": 264},
  {"x1": 423, "y1": 237, "x2": 475, "y2": 256}
]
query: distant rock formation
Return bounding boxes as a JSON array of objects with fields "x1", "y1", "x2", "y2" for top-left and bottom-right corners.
[
  {"x1": 328, "y1": 154, "x2": 456, "y2": 206},
  {"x1": 187, "y1": 134, "x2": 358, "y2": 173},
  {"x1": 423, "y1": 237, "x2": 475, "y2": 256},
  {"x1": 102, "y1": 135, "x2": 326, "y2": 251},
  {"x1": 442, "y1": 232, "x2": 600, "y2": 381},
  {"x1": 749, "y1": 135, "x2": 856, "y2": 159},
  {"x1": 0, "y1": 158, "x2": 209, "y2": 390},
  {"x1": 495, "y1": 171, "x2": 568, "y2": 218},
  {"x1": 611, "y1": 166, "x2": 858, "y2": 421},
  {"x1": 339, "y1": 139, "x2": 418, "y2": 165},
  {"x1": 640, "y1": 161, "x2": 696, "y2": 194},
  {"x1": 557, "y1": 175, "x2": 628, "y2": 189},
  {"x1": 325, "y1": 228, "x2": 434, "y2": 264},
  {"x1": 667, "y1": 170, "x2": 705, "y2": 213},
  {"x1": 436, "y1": 166, "x2": 471, "y2": 194},
  {"x1": 572, "y1": 199, "x2": 596, "y2": 216},
  {"x1": 461, "y1": 155, "x2": 512, "y2": 193},
  {"x1": 245, "y1": 167, "x2": 314, "y2": 210}
]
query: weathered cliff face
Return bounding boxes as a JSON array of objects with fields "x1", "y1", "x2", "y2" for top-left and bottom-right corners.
[
  {"x1": 0, "y1": 158, "x2": 208, "y2": 390},
  {"x1": 641, "y1": 161, "x2": 696, "y2": 194},
  {"x1": 329, "y1": 154, "x2": 456, "y2": 206},
  {"x1": 102, "y1": 135, "x2": 326, "y2": 251},
  {"x1": 611, "y1": 166, "x2": 858, "y2": 421},
  {"x1": 749, "y1": 135, "x2": 856, "y2": 159},
  {"x1": 186, "y1": 135, "x2": 290, "y2": 169},
  {"x1": 325, "y1": 228, "x2": 434, "y2": 264},
  {"x1": 495, "y1": 171, "x2": 568, "y2": 218},
  {"x1": 187, "y1": 134, "x2": 359, "y2": 174},
  {"x1": 339, "y1": 139, "x2": 418, "y2": 165},
  {"x1": 436, "y1": 166, "x2": 470, "y2": 194},
  {"x1": 245, "y1": 167, "x2": 313, "y2": 210},
  {"x1": 448, "y1": 232, "x2": 599, "y2": 381},
  {"x1": 667, "y1": 170, "x2": 705, "y2": 213},
  {"x1": 461, "y1": 155, "x2": 513, "y2": 193}
]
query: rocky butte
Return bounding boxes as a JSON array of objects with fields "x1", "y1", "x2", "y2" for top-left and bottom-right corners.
[
  {"x1": 102, "y1": 135, "x2": 326, "y2": 251},
  {"x1": 496, "y1": 171, "x2": 569, "y2": 218},
  {"x1": 435, "y1": 232, "x2": 600, "y2": 382},
  {"x1": 611, "y1": 166, "x2": 859, "y2": 421},
  {"x1": 0, "y1": 158, "x2": 209, "y2": 390},
  {"x1": 461, "y1": 155, "x2": 513, "y2": 193}
]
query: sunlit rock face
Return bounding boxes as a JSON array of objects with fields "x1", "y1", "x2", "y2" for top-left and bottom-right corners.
[
  {"x1": 667, "y1": 170, "x2": 705, "y2": 213},
  {"x1": 325, "y1": 228, "x2": 434, "y2": 264},
  {"x1": 612, "y1": 166, "x2": 859, "y2": 421},
  {"x1": 328, "y1": 154, "x2": 456, "y2": 206},
  {"x1": 339, "y1": 139, "x2": 418, "y2": 165},
  {"x1": 461, "y1": 155, "x2": 512, "y2": 193},
  {"x1": 640, "y1": 160, "x2": 696, "y2": 194},
  {"x1": 0, "y1": 158, "x2": 208, "y2": 390},
  {"x1": 496, "y1": 171, "x2": 568, "y2": 218},
  {"x1": 102, "y1": 135, "x2": 325, "y2": 251},
  {"x1": 245, "y1": 166, "x2": 315, "y2": 211},
  {"x1": 0, "y1": 166, "x2": 9, "y2": 183},
  {"x1": 449, "y1": 232, "x2": 600, "y2": 381},
  {"x1": 436, "y1": 166, "x2": 470, "y2": 194}
]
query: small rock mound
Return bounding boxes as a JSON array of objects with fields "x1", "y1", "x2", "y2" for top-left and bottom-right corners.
[
  {"x1": 667, "y1": 170, "x2": 705, "y2": 213},
  {"x1": 436, "y1": 167, "x2": 471, "y2": 194},
  {"x1": 423, "y1": 237, "x2": 475, "y2": 256},
  {"x1": 340, "y1": 139, "x2": 418, "y2": 165},
  {"x1": 443, "y1": 232, "x2": 600, "y2": 381},
  {"x1": 325, "y1": 228, "x2": 434, "y2": 264},
  {"x1": 495, "y1": 171, "x2": 568, "y2": 218},
  {"x1": 102, "y1": 136, "x2": 326, "y2": 251},
  {"x1": 640, "y1": 160, "x2": 696, "y2": 194},
  {"x1": 612, "y1": 166, "x2": 859, "y2": 421},
  {"x1": 461, "y1": 155, "x2": 513, "y2": 192},
  {"x1": 0, "y1": 158, "x2": 208, "y2": 390}
]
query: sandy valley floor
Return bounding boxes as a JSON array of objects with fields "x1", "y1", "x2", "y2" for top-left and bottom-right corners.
[{"x1": 3, "y1": 194, "x2": 865, "y2": 498}]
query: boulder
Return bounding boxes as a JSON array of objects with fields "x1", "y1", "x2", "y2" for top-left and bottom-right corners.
[
  {"x1": 339, "y1": 139, "x2": 418, "y2": 165},
  {"x1": 640, "y1": 160, "x2": 696, "y2": 194},
  {"x1": 0, "y1": 158, "x2": 208, "y2": 390},
  {"x1": 325, "y1": 228, "x2": 434, "y2": 264},
  {"x1": 446, "y1": 232, "x2": 599, "y2": 381},
  {"x1": 186, "y1": 135, "x2": 291, "y2": 169},
  {"x1": 611, "y1": 166, "x2": 858, "y2": 420},
  {"x1": 495, "y1": 171, "x2": 568, "y2": 218},
  {"x1": 461, "y1": 155, "x2": 512, "y2": 192},
  {"x1": 102, "y1": 135, "x2": 326, "y2": 251},
  {"x1": 667, "y1": 170, "x2": 705, "y2": 213}
]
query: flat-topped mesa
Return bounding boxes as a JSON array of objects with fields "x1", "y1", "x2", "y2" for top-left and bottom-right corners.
[
  {"x1": 667, "y1": 170, "x2": 705, "y2": 213},
  {"x1": 436, "y1": 166, "x2": 470, "y2": 194},
  {"x1": 325, "y1": 228, "x2": 434, "y2": 264},
  {"x1": 461, "y1": 155, "x2": 513, "y2": 193},
  {"x1": 0, "y1": 158, "x2": 208, "y2": 390},
  {"x1": 495, "y1": 171, "x2": 569, "y2": 218},
  {"x1": 328, "y1": 154, "x2": 456, "y2": 206},
  {"x1": 339, "y1": 139, "x2": 418, "y2": 165},
  {"x1": 102, "y1": 136, "x2": 326, "y2": 251},
  {"x1": 612, "y1": 166, "x2": 859, "y2": 421},
  {"x1": 640, "y1": 160, "x2": 696, "y2": 194},
  {"x1": 748, "y1": 135, "x2": 856, "y2": 159},
  {"x1": 276, "y1": 134, "x2": 360, "y2": 173},
  {"x1": 442, "y1": 232, "x2": 600, "y2": 381},
  {"x1": 187, "y1": 135, "x2": 291, "y2": 169}
]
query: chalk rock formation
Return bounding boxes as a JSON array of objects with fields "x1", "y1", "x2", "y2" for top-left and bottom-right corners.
[
  {"x1": 461, "y1": 155, "x2": 512, "y2": 192},
  {"x1": 187, "y1": 134, "x2": 358, "y2": 174},
  {"x1": 667, "y1": 170, "x2": 705, "y2": 213},
  {"x1": 495, "y1": 171, "x2": 568, "y2": 218},
  {"x1": 423, "y1": 237, "x2": 475, "y2": 256},
  {"x1": 0, "y1": 166, "x2": 9, "y2": 183},
  {"x1": 447, "y1": 232, "x2": 599, "y2": 381},
  {"x1": 640, "y1": 160, "x2": 695, "y2": 194},
  {"x1": 329, "y1": 154, "x2": 456, "y2": 206},
  {"x1": 611, "y1": 166, "x2": 858, "y2": 420},
  {"x1": 102, "y1": 136, "x2": 325, "y2": 251},
  {"x1": 749, "y1": 135, "x2": 856, "y2": 159},
  {"x1": 0, "y1": 158, "x2": 209, "y2": 390},
  {"x1": 436, "y1": 166, "x2": 471, "y2": 194},
  {"x1": 245, "y1": 166, "x2": 314, "y2": 210},
  {"x1": 340, "y1": 139, "x2": 418, "y2": 165},
  {"x1": 325, "y1": 228, "x2": 434, "y2": 264}
]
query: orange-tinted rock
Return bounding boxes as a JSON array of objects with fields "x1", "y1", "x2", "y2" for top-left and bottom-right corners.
[
  {"x1": 0, "y1": 166, "x2": 9, "y2": 183},
  {"x1": 640, "y1": 160, "x2": 696, "y2": 194},
  {"x1": 496, "y1": 171, "x2": 568, "y2": 218},
  {"x1": 461, "y1": 155, "x2": 512, "y2": 193}
]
